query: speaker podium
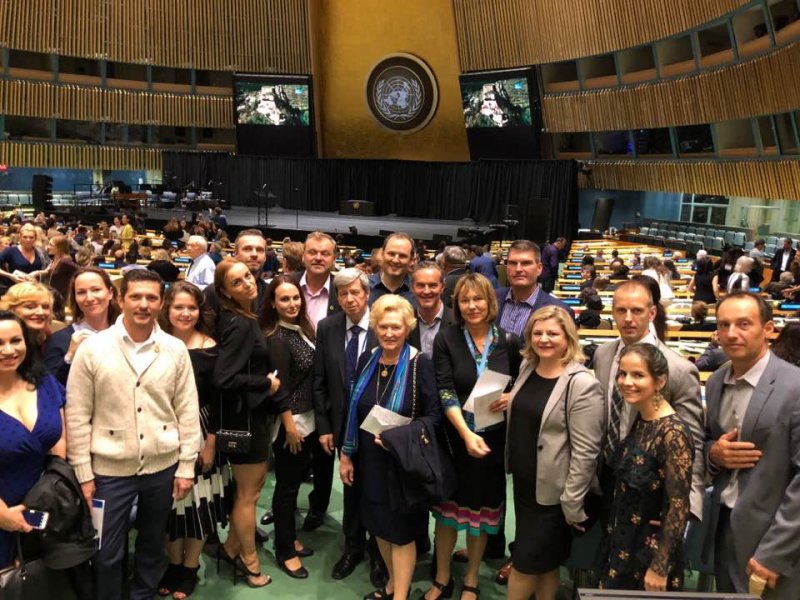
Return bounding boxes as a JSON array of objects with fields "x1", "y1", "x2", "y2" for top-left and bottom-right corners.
[{"x1": 340, "y1": 200, "x2": 375, "y2": 216}]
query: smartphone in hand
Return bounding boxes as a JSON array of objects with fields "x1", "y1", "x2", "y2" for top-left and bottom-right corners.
[{"x1": 23, "y1": 509, "x2": 49, "y2": 530}]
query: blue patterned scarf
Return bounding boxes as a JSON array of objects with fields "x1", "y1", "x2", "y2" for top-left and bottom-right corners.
[{"x1": 342, "y1": 343, "x2": 412, "y2": 457}]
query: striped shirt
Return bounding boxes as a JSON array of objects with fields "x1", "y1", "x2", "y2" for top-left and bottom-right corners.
[{"x1": 498, "y1": 286, "x2": 540, "y2": 337}]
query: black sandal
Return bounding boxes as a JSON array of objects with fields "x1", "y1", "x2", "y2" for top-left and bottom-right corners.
[
  {"x1": 172, "y1": 565, "x2": 200, "y2": 599},
  {"x1": 157, "y1": 563, "x2": 182, "y2": 597},
  {"x1": 460, "y1": 583, "x2": 480, "y2": 599},
  {"x1": 418, "y1": 577, "x2": 454, "y2": 599},
  {"x1": 364, "y1": 588, "x2": 394, "y2": 600}
]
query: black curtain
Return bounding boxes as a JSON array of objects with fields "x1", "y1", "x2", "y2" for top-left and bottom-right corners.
[{"x1": 162, "y1": 153, "x2": 577, "y2": 243}]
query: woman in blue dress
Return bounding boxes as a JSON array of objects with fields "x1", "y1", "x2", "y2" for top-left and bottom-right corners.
[{"x1": 0, "y1": 310, "x2": 66, "y2": 567}]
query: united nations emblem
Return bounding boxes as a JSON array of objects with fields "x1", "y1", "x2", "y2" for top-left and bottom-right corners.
[{"x1": 366, "y1": 53, "x2": 438, "y2": 133}]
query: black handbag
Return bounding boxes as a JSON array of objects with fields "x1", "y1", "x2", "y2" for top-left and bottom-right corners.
[
  {"x1": 0, "y1": 536, "x2": 77, "y2": 600},
  {"x1": 216, "y1": 362, "x2": 253, "y2": 455}
]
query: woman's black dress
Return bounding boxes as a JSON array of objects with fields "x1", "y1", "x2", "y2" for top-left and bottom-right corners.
[
  {"x1": 692, "y1": 272, "x2": 716, "y2": 304},
  {"x1": 509, "y1": 371, "x2": 572, "y2": 574},
  {"x1": 432, "y1": 323, "x2": 521, "y2": 537},
  {"x1": 215, "y1": 310, "x2": 288, "y2": 464},
  {"x1": 354, "y1": 353, "x2": 442, "y2": 545},
  {"x1": 599, "y1": 414, "x2": 694, "y2": 591}
]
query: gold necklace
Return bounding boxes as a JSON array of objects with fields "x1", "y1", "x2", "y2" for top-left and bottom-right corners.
[
  {"x1": 380, "y1": 362, "x2": 396, "y2": 378},
  {"x1": 376, "y1": 363, "x2": 395, "y2": 405}
]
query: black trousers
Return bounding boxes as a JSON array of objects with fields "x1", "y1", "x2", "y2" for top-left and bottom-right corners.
[
  {"x1": 308, "y1": 429, "x2": 335, "y2": 516},
  {"x1": 540, "y1": 275, "x2": 556, "y2": 293},
  {"x1": 272, "y1": 427, "x2": 313, "y2": 561},
  {"x1": 93, "y1": 466, "x2": 176, "y2": 600}
]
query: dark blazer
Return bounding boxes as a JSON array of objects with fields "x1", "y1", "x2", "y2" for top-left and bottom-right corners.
[
  {"x1": 312, "y1": 311, "x2": 377, "y2": 446},
  {"x1": 443, "y1": 267, "x2": 468, "y2": 308},
  {"x1": 291, "y1": 271, "x2": 341, "y2": 316},
  {"x1": 493, "y1": 286, "x2": 576, "y2": 324},
  {"x1": 43, "y1": 324, "x2": 75, "y2": 385},
  {"x1": 408, "y1": 304, "x2": 455, "y2": 354},
  {"x1": 703, "y1": 353, "x2": 800, "y2": 598},
  {"x1": 771, "y1": 248, "x2": 797, "y2": 282}
]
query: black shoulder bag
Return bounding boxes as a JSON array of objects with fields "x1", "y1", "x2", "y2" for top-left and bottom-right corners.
[
  {"x1": 216, "y1": 361, "x2": 253, "y2": 454},
  {"x1": 0, "y1": 535, "x2": 77, "y2": 600}
]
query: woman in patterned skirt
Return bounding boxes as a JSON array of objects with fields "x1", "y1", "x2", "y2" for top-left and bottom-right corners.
[{"x1": 157, "y1": 282, "x2": 231, "y2": 599}]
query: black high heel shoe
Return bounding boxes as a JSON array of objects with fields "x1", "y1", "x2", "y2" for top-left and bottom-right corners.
[
  {"x1": 278, "y1": 558, "x2": 309, "y2": 579},
  {"x1": 416, "y1": 577, "x2": 454, "y2": 600},
  {"x1": 215, "y1": 545, "x2": 236, "y2": 574},
  {"x1": 233, "y1": 554, "x2": 272, "y2": 588}
]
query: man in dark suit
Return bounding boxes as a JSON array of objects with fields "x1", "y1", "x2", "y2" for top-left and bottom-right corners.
[
  {"x1": 408, "y1": 261, "x2": 454, "y2": 356},
  {"x1": 770, "y1": 238, "x2": 796, "y2": 282},
  {"x1": 704, "y1": 292, "x2": 800, "y2": 598},
  {"x1": 539, "y1": 236, "x2": 565, "y2": 292},
  {"x1": 313, "y1": 268, "x2": 384, "y2": 582},
  {"x1": 294, "y1": 231, "x2": 341, "y2": 532},
  {"x1": 494, "y1": 239, "x2": 575, "y2": 339},
  {"x1": 442, "y1": 245, "x2": 469, "y2": 308},
  {"x1": 203, "y1": 228, "x2": 269, "y2": 319}
]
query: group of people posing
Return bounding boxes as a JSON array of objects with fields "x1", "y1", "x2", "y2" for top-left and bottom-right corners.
[{"x1": 0, "y1": 224, "x2": 799, "y2": 600}]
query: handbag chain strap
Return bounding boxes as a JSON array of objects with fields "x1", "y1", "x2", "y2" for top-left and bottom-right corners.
[{"x1": 411, "y1": 355, "x2": 418, "y2": 420}]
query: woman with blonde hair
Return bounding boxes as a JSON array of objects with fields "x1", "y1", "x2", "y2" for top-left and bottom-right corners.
[
  {"x1": 505, "y1": 306, "x2": 605, "y2": 600},
  {"x1": 642, "y1": 256, "x2": 674, "y2": 307},
  {"x1": 340, "y1": 294, "x2": 442, "y2": 600},
  {"x1": 0, "y1": 281, "x2": 54, "y2": 347},
  {"x1": 0, "y1": 223, "x2": 46, "y2": 292}
]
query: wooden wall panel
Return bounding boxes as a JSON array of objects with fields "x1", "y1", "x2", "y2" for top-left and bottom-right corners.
[
  {"x1": 543, "y1": 41, "x2": 800, "y2": 132},
  {"x1": 0, "y1": 140, "x2": 163, "y2": 170},
  {"x1": 582, "y1": 160, "x2": 800, "y2": 201},
  {"x1": 453, "y1": 0, "x2": 750, "y2": 70},
  {"x1": 0, "y1": 80, "x2": 233, "y2": 128},
  {"x1": 0, "y1": 0, "x2": 309, "y2": 73}
]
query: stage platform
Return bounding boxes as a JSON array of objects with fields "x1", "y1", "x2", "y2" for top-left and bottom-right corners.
[{"x1": 147, "y1": 205, "x2": 478, "y2": 241}]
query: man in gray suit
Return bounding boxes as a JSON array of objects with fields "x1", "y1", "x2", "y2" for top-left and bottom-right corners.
[
  {"x1": 593, "y1": 279, "x2": 705, "y2": 521},
  {"x1": 704, "y1": 292, "x2": 800, "y2": 598}
]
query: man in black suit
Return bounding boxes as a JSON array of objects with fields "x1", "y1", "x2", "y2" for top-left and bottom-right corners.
[
  {"x1": 313, "y1": 268, "x2": 384, "y2": 582},
  {"x1": 770, "y1": 238, "x2": 796, "y2": 282},
  {"x1": 295, "y1": 231, "x2": 341, "y2": 532},
  {"x1": 408, "y1": 261, "x2": 454, "y2": 356}
]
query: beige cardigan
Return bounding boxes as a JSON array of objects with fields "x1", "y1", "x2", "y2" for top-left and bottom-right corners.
[{"x1": 65, "y1": 320, "x2": 201, "y2": 483}]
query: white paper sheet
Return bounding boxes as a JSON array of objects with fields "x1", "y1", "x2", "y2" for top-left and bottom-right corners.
[
  {"x1": 92, "y1": 498, "x2": 105, "y2": 550},
  {"x1": 463, "y1": 369, "x2": 511, "y2": 430},
  {"x1": 360, "y1": 404, "x2": 412, "y2": 436}
]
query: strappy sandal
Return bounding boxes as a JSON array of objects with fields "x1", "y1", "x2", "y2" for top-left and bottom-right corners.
[
  {"x1": 460, "y1": 582, "x2": 480, "y2": 599},
  {"x1": 364, "y1": 588, "x2": 394, "y2": 600},
  {"x1": 418, "y1": 577, "x2": 454, "y2": 599}
]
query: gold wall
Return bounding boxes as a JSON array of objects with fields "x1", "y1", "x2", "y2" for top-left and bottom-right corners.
[
  {"x1": 0, "y1": 140, "x2": 162, "y2": 170},
  {"x1": 309, "y1": 0, "x2": 469, "y2": 161},
  {"x1": 453, "y1": 0, "x2": 749, "y2": 70},
  {"x1": 543, "y1": 41, "x2": 800, "y2": 132},
  {"x1": 0, "y1": 80, "x2": 232, "y2": 128},
  {"x1": 583, "y1": 160, "x2": 800, "y2": 201},
  {"x1": 0, "y1": 0, "x2": 310, "y2": 73}
]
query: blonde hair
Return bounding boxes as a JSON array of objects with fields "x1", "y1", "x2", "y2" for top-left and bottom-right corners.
[
  {"x1": 369, "y1": 294, "x2": 417, "y2": 332},
  {"x1": 521, "y1": 305, "x2": 585, "y2": 366},
  {"x1": 0, "y1": 282, "x2": 54, "y2": 313}
]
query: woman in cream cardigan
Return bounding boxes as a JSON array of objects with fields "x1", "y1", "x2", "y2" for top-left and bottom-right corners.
[{"x1": 504, "y1": 306, "x2": 605, "y2": 600}]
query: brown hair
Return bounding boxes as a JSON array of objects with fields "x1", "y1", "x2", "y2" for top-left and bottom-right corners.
[
  {"x1": 67, "y1": 267, "x2": 120, "y2": 325},
  {"x1": 452, "y1": 273, "x2": 498, "y2": 325},
  {"x1": 260, "y1": 275, "x2": 315, "y2": 341},
  {"x1": 214, "y1": 258, "x2": 256, "y2": 318},
  {"x1": 158, "y1": 281, "x2": 214, "y2": 338}
]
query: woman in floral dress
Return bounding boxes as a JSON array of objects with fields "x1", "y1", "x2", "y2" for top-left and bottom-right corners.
[{"x1": 599, "y1": 343, "x2": 694, "y2": 592}]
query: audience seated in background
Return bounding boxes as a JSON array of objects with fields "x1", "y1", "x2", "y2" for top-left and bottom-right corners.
[
  {"x1": 680, "y1": 301, "x2": 717, "y2": 332},
  {"x1": 693, "y1": 331, "x2": 729, "y2": 372},
  {"x1": 771, "y1": 322, "x2": 800, "y2": 367},
  {"x1": 765, "y1": 271, "x2": 795, "y2": 300},
  {"x1": 576, "y1": 294, "x2": 604, "y2": 329}
]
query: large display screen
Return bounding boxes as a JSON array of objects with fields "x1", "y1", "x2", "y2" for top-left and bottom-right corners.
[
  {"x1": 461, "y1": 76, "x2": 532, "y2": 128},
  {"x1": 233, "y1": 73, "x2": 314, "y2": 157},
  {"x1": 235, "y1": 81, "x2": 310, "y2": 127}
]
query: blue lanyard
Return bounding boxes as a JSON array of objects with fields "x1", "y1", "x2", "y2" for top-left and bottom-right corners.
[{"x1": 463, "y1": 326, "x2": 494, "y2": 377}]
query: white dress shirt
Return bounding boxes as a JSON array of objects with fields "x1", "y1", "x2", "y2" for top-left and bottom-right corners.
[{"x1": 184, "y1": 253, "x2": 216, "y2": 290}]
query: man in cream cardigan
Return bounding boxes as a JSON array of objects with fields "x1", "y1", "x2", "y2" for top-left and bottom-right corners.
[{"x1": 66, "y1": 269, "x2": 201, "y2": 600}]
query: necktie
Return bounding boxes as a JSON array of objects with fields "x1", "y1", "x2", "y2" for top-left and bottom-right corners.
[
  {"x1": 604, "y1": 358, "x2": 625, "y2": 464},
  {"x1": 344, "y1": 325, "x2": 362, "y2": 389}
]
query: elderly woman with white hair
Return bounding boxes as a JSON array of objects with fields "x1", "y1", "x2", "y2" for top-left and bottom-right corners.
[
  {"x1": 340, "y1": 294, "x2": 443, "y2": 600},
  {"x1": 184, "y1": 235, "x2": 216, "y2": 290},
  {"x1": 726, "y1": 255, "x2": 755, "y2": 293}
]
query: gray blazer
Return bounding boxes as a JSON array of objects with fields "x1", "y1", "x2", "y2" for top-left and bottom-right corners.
[
  {"x1": 593, "y1": 338, "x2": 706, "y2": 521},
  {"x1": 703, "y1": 353, "x2": 800, "y2": 598},
  {"x1": 504, "y1": 360, "x2": 605, "y2": 523}
]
